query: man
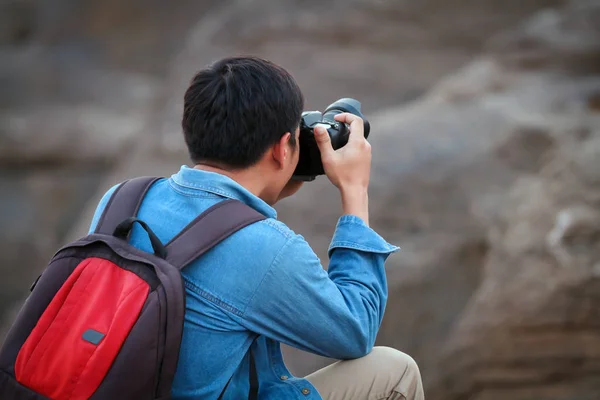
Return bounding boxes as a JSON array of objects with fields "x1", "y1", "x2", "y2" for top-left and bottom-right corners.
[{"x1": 89, "y1": 56, "x2": 424, "y2": 399}]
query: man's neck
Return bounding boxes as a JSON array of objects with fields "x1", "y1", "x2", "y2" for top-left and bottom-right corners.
[{"x1": 193, "y1": 163, "x2": 269, "y2": 201}]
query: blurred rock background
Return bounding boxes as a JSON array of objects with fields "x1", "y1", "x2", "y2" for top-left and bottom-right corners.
[{"x1": 1, "y1": 0, "x2": 599, "y2": 398}]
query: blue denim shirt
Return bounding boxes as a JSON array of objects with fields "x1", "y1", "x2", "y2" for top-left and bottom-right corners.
[{"x1": 88, "y1": 166, "x2": 399, "y2": 399}]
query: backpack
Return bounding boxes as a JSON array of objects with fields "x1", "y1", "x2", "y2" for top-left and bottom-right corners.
[{"x1": 0, "y1": 176, "x2": 265, "y2": 400}]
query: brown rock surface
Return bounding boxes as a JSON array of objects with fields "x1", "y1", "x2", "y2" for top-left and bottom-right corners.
[
  {"x1": 0, "y1": 0, "x2": 208, "y2": 331},
  {"x1": 278, "y1": 1, "x2": 600, "y2": 398},
  {"x1": 2, "y1": 0, "x2": 599, "y2": 399}
]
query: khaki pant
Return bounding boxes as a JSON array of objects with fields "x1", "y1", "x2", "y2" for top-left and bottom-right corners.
[{"x1": 305, "y1": 347, "x2": 425, "y2": 400}]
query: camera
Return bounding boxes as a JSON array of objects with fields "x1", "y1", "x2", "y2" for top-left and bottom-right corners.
[{"x1": 293, "y1": 98, "x2": 370, "y2": 181}]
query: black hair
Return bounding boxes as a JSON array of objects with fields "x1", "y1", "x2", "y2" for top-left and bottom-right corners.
[{"x1": 182, "y1": 56, "x2": 304, "y2": 168}]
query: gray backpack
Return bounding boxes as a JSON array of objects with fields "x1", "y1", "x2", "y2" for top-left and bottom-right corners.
[{"x1": 0, "y1": 176, "x2": 264, "y2": 399}]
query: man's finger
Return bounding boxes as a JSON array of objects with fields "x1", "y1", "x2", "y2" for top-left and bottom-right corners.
[
  {"x1": 334, "y1": 113, "x2": 365, "y2": 143},
  {"x1": 314, "y1": 124, "x2": 334, "y2": 158},
  {"x1": 334, "y1": 112, "x2": 359, "y2": 124}
]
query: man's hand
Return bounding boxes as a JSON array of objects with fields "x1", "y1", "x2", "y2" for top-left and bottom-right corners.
[
  {"x1": 314, "y1": 113, "x2": 371, "y2": 225},
  {"x1": 277, "y1": 178, "x2": 304, "y2": 202}
]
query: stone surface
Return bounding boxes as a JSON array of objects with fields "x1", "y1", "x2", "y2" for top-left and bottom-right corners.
[
  {"x1": 275, "y1": 1, "x2": 600, "y2": 397},
  {"x1": 0, "y1": 0, "x2": 215, "y2": 332},
  {"x1": 2, "y1": 1, "x2": 599, "y2": 399},
  {"x1": 289, "y1": 3, "x2": 600, "y2": 399}
]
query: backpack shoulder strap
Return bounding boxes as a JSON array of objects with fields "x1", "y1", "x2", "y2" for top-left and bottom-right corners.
[
  {"x1": 95, "y1": 176, "x2": 162, "y2": 235},
  {"x1": 165, "y1": 199, "x2": 266, "y2": 270}
]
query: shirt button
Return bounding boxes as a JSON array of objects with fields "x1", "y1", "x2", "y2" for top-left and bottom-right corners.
[
  {"x1": 302, "y1": 388, "x2": 310, "y2": 395},
  {"x1": 280, "y1": 375, "x2": 288, "y2": 380}
]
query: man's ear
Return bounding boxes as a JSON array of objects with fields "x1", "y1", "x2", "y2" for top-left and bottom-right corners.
[{"x1": 272, "y1": 132, "x2": 291, "y2": 169}]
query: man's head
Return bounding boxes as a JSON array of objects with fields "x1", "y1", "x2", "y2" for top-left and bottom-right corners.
[{"x1": 182, "y1": 56, "x2": 304, "y2": 204}]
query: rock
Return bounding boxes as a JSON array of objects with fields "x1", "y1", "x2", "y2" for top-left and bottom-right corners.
[
  {"x1": 0, "y1": 105, "x2": 147, "y2": 166},
  {"x1": 487, "y1": 0, "x2": 600, "y2": 72},
  {"x1": 2, "y1": 1, "x2": 599, "y2": 399},
  {"x1": 156, "y1": 0, "x2": 568, "y2": 157},
  {"x1": 547, "y1": 205, "x2": 600, "y2": 268},
  {"x1": 371, "y1": 3, "x2": 598, "y2": 399},
  {"x1": 0, "y1": 0, "x2": 35, "y2": 46},
  {"x1": 277, "y1": 2, "x2": 600, "y2": 399},
  {"x1": 0, "y1": 0, "x2": 210, "y2": 328}
]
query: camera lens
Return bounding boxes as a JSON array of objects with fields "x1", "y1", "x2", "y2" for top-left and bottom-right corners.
[{"x1": 323, "y1": 98, "x2": 370, "y2": 138}]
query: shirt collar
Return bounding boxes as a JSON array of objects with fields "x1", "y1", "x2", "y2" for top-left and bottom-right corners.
[{"x1": 170, "y1": 165, "x2": 277, "y2": 219}]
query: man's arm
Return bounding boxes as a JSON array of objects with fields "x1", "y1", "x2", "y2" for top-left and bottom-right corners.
[
  {"x1": 246, "y1": 110, "x2": 394, "y2": 357},
  {"x1": 236, "y1": 217, "x2": 398, "y2": 359},
  {"x1": 232, "y1": 112, "x2": 397, "y2": 359},
  {"x1": 314, "y1": 112, "x2": 372, "y2": 225}
]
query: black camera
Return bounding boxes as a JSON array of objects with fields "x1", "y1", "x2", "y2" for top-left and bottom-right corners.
[{"x1": 293, "y1": 98, "x2": 370, "y2": 181}]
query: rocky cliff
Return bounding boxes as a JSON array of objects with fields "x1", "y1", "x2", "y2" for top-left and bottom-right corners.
[
  {"x1": 2, "y1": 0, "x2": 599, "y2": 398},
  {"x1": 2, "y1": 0, "x2": 556, "y2": 326}
]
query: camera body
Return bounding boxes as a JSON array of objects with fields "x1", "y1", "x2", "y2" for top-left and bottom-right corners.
[{"x1": 293, "y1": 98, "x2": 370, "y2": 181}]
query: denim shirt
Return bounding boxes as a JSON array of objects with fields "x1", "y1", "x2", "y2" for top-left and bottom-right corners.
[{"x1": 88, "y1": 166, "x2": 399, "y2": 399}]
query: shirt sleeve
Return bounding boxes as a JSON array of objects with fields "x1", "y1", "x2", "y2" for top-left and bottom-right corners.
[
  {"x1": 87, "y1": 184, "x2": 120, "y2": 234},
  {"x1": 237, "y1": 215, "x2": 399, "y2": 360}
]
